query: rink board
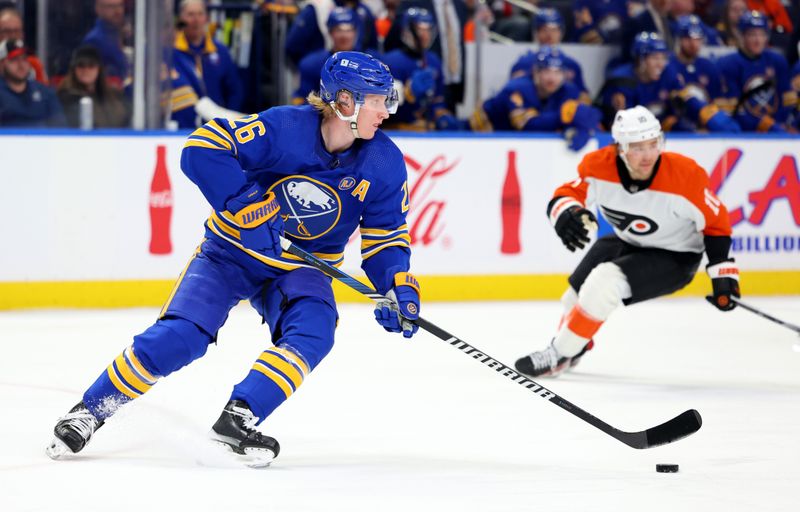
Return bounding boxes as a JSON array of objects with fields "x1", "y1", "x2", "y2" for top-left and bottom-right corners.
[{"x1": 0, "y1": 131, "x2": 798, "y2": 308}]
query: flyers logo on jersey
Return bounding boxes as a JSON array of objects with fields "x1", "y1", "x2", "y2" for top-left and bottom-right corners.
[
  {"x1": 601, "y1": 205, "x2": 659, "y2": 235},
  {"x1": 269, "y1": 176, "x2": 342, "y2": 240}
]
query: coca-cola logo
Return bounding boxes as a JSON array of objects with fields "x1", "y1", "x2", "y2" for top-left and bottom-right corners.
[
  {"x1": 149, "y1": 190, "x2": 173, "y2": 208},
  {"x1": 404, "y1": 154, "x2": 459, "y2": 247}
]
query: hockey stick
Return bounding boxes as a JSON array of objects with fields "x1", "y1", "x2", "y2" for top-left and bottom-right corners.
[
  {"x1": 731, "y1": 297, "x2": 800, "y2": 335},
  {"x1": 279, "y1": 237, "x2": 702, "y2": 449}
]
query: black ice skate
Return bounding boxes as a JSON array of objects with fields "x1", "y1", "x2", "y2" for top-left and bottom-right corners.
[
  {"x1": 210, "y1": 400, "x2": 280, "y2": 468},
  {"x1": 514, "y1": 340, "x2": 594, "y2": 378},
  {"x1": 45, "y1": 402, "x2": 104, "y2": 459}
]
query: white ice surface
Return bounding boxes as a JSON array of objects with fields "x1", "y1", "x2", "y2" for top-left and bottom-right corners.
[{"x1": 1, "y1": 297, "x2": 799, "y2": 512}]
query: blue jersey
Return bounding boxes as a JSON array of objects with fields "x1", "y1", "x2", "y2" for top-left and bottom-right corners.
[
  {"x1": 572, "y1": 0, "x2": 629, "y2": 44},
  {"x1": 509, "y1": 50, "x2": 588, "y2": 97},
  {"x1": 667, "y1": 55, "x2": 725, "y2": 131},
  {"x1": 171, "y1": 31, "x2": 244, "y2": 128},
  {"x1": 285, "y1": 3, "x2": 378, "y2": 66},
  {"x1": 82, "y1": 19, "x2": 129, "y2": 86},
  {"x1": 717, "y1": 49, "x2": 796, "y2": 132},
  {"x1": 381, "y1": 49, "x2": 448, "y2": 129},
  {"x1": 180, "y1": 105, "x2": 411, "y2": 294},
  {"x1": 0, "y1": 79, "x2": 66, "y2": 127},
  {"x1": 602, "y1": 63, "x2": 717, "y2": 132},
  {"x1": 481, "y1": 77, "x2": 583, "y2": 131}
]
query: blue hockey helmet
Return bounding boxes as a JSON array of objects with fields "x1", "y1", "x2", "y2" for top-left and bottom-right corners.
[
  {"x1": 631, "y1": 32, "x2": 668, "y2": 59},
  {"x1": 738, "y1": 10, "x2": 769, "y2": 34},
  {"x1": 676, "y1": 14, "x2": 705, "y2": 40},
  {"x1": 533, "y1": 46, "x2": 564, "y2": 70},
  {"x1": 400, "y1": 7, "x2": 437, "y2": 50},
  {"x1": 327, "y1": 7, "x2": 358, "y2": 31},
  {"x1": 533, "y1": 7, "x2": 563, "y2": 30},
  {"x1": 320, "y1": 51, "x2": 398, "y2": 136}
]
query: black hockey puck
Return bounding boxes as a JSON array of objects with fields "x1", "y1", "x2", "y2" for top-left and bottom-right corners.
[{"x1": 656, "y1": 464, "x2": 679, "y2": 473}]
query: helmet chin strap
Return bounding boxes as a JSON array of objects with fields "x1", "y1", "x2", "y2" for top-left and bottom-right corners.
[{"x1": 331, "y1": 102, "x2": 362, "y2": 139}]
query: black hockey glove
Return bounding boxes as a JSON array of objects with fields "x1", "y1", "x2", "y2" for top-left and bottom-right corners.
[
  {"x1": 705, "y1": 260, "x2": 740, "y2": 311},
  {"x1": 554, "y1": 206, "x2": 597, "y2": 252}
]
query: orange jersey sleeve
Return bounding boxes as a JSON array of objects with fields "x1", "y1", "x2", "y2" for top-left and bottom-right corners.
[
  {"x1": 549, "y1": 146, "x2": 618, "y2": 223},
  {"x1": 650, "y1": 152, "x2": 732, "y2": 236}
]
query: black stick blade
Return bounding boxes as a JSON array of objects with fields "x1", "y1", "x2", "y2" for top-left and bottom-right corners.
[{"x1": 639, "y1": 409, "x2": 702, "y2": 449}]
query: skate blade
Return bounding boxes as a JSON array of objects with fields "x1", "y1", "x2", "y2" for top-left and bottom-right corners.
[
  {"x1": 45, "y1": 437, "x2": 71, "y2": 460},
  {"x1": 211, "y1": 440, "x2": 275, "y2": 468}
]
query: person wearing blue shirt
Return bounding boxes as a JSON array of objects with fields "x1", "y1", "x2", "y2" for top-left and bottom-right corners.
[
  {"x1": 171, "y1": 0, "x2": 244, "y2": 129},
  {"x1": 601, "y1": 32, "x2": 739, "y2": 133},
  {"x1": 292, "y1": 7, "x2": 359, "y2": 105},
  {"x1": 46, "y1": 52, "x2": 420, "y2": 469},
  {"x1": 476, "y1": 46, "x2": 602, "y2": 151},
  {"x1": 717, "y1": 10, "x2": 796, "y2": 133},
  {"x1": 0, "y1": 39, "x2": 65, "y2": 127},
  {"x1": 81, "y1": 0, "x2": 130, "y2": 88},
  {"x1": 509, "y1": 8, "x2": 589, "y2": 103},
  {"x1": 667, "y1": 15, "x2": 731, "y2": 131},
  {"x1": 382, "y1": 7, "x2": 460, "y2": 131},
  {"x1": 285, "y1": 0, "x2": 378, "y2": 67}
]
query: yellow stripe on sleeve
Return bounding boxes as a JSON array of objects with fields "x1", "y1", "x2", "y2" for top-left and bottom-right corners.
[
  {"x1": 193, "y1": 127, "x2": 232, "y2": 150},
  {"x1": 206, "y1": 120, "x2": 236, "y2": 148},
  {"x1": 184, "y1": 139, "x2": 226, "y2": 151},
  {"x1": 361, "y1": 233, "x2": 411, "y2": 250}
]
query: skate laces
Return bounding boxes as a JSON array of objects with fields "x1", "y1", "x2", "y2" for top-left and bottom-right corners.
[
  {"x1": 528, "y1": 345, "x2": 560, "y2": 371},
  {"x1": 229, "y1": 405, "x2": 267, "y2": 440},
  {"x1": 58, "y1": 409, "x2": 98, "y2": 440}
]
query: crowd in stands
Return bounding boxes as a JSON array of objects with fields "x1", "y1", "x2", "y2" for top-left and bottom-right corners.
[{"x1": 0, "y1": 0, "x2": 798, "y2": 146}]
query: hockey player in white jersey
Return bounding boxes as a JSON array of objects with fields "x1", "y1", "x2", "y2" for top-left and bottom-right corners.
[{"x1": 515, "y1": 105, "x2": 741, "y2": 378}]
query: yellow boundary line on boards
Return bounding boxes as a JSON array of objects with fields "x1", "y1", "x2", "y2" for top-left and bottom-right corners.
[{"x1": 1, "y1": 271, "x2": 798, "y2": 310}]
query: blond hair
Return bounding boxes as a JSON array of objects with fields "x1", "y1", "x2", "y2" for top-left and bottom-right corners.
[{"x1": 307, "y1": 92, "x2": 337, "y2": 118}]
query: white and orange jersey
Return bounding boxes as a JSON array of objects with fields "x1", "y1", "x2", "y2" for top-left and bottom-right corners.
[{"x1": 549, "y1": 145, "x2": 731, "y2": 253}]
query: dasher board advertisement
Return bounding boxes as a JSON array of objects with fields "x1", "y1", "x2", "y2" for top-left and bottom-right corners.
[{"x1": 0, "y1": 133, "x2": 797, "y2": 308}]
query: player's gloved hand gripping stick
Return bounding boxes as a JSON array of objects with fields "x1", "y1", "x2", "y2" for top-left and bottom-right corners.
[
  {"x1": 278, "y1": 236, "x2": 702, "y2": 449},
  {"x1": 224, "y1": 184, "x2": 284, "y2": 258}
]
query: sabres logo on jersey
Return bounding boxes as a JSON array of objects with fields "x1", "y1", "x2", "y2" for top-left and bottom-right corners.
[
  {"x1": 601, "y1": 206, "x2": 659, "y2": 235},
  {"x1": 269, "y1": 176, "x2": 342, "y2": 239}
]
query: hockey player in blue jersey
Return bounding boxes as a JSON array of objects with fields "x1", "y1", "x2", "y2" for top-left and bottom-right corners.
[
  {"x1": 46, "y1": 51, "x2": 420, "y2": 468},
  {"x1": 717, "y1": 10, "x2": 796, "y2": 133},
  {"x1": 666, "y1": 15, "x2": 731, "y2": 132},
  {"x1": 601, "y1": 32, "x2": 740, "y2": 133},
  {"x1": 475, "y1": 46, "x2": 601, "y2": 151},
  {"x1": 381, "y1": 7, "x2": 460, "y2": 131},
  {"x1": 292, "y1": 7, "x2": 359, "y2": 105},
  {"x1": 509, "y1": 8, "x2": 589, "y2": 102}
]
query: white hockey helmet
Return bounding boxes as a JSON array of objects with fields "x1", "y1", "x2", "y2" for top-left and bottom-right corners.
[{"x1": 611, "y1": 105, "x2": 663, "y2": 153}]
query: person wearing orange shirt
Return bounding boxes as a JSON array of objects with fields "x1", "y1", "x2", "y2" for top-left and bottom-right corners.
[{"x1": 515, "y1": 105, "x2": 740, "y2": 378}]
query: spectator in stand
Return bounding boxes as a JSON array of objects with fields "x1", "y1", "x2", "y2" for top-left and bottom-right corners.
[
  {"x1": 509, "y1": 8, "x2": 589, "y2": 103},
  {"x1": 57, "y1": 45, "x2": 129, "y2": 128},
  {"x1": 382, "y1": 7, "x2": 460, "y2": 131},
  {"x1": 717, "y1": 10, "x2": 795, "y2": 132},
  {"x1": 670, "y1": 0, "x2": 723, "y2": 45},
  {"x1": 384, "y1": 0, "x2": 469, "y2": 112},
  {"x1": 715, "y1": 0, "x2": 748, "y2": 46},
  {"x1": 573, "y1": 0, "x2": 644, "y2": 44},
  {"x1": 601, "y1": 32, "x2": 739, "y2": 132},
  {"x1": 790, "y1": 61, "x2": 800, "y2": 131},
  {"x1": 622, "y1": 0, "x2": 677, "y2": 60},
  {"x1": 376, "y1": 0, "x2": 402, "y2": 49},
  {"x1": 171, "y1": 0, "x2": 244, "y2": 129},
  {"x1": 0, "y1": 7, "x2": 47, "y2": 84},
  {"x1": 474, "y1": 46, "x2": 602, "y2": 151},
  {"x1": 0, "y1": 39, "x2": 65, "y2": 127},
  {"x1": 82, "y1": 0, "x2": 130, "y2": 89},
  {"x1": 667, "y1": 15, "x2": 730, "y2": 131},
  {"x1": 285, "y1": 0, "x2": 378, "y2": 67},
  {"x1": 292, "y1": 7, "x2": 360, "y2": 104}
]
